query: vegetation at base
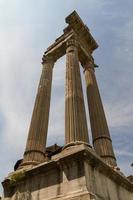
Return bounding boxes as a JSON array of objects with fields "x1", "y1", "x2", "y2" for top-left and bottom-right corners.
[{"x1": 9, "y1": 171, "x2": 26, "y2": 187}]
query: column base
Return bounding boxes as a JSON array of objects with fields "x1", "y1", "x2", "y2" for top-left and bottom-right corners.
[
  {"x1": 63, "y1": 141, "x2": 92, "y2": 150},
  {"x1": 18, "y1": 160, "x2": 41, "y2": 170},
  {"x1": 19, "y1": 150, "x2": 46, "y2": 169}
]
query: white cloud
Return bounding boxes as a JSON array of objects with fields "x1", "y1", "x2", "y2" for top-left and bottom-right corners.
[{"x1": 105, "y1": 101, "x2": 133, "y2": 129}]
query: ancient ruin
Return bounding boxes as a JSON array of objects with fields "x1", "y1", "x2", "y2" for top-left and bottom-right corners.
[{"x1": 2, "y1": 11, "x2": 133, "y2": 200}]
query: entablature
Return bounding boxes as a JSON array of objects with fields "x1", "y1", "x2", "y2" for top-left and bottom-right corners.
[{"x1": 42, "y1": 11, "x2": 98, "y2": 66}]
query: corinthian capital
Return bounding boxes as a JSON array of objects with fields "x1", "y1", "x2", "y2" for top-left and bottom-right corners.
[
  {"x1": 66, "y1": 38, "x2": 79, "y2": 48},
  {"x1": 83, "y1": 58, "x2": 95, "y2": 72},
  {"x1": 42, "y1": 54, "x2": 56, "y2": 65}
]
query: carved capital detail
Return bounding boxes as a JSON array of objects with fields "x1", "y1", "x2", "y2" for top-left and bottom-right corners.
[
  {"x1": 83, "y1": 59, "x2": 95, "y2": 72},
  {"x1": 42, "y1": 54, "x2": 56, "y2": 65},
  {"x1": 66, "y1": 38, "x2": 79, "y2": 48}
]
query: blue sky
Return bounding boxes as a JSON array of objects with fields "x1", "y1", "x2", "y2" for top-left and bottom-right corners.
[{"x1": 0, "y1": 0, "x2": 133, "y2": 195}]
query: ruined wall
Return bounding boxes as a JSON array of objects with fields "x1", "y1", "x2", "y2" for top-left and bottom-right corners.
[{"x1": 2, "y1": 145, "x2": 133, "y2": 200}]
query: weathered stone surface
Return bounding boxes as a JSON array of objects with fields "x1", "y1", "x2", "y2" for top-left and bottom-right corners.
[
  {"x1": 83, "y1": 59, "x2": 117, "y2": 167},
  {"x1": 65, "y1": 39, "x2": 89, "y2": 145},
  {"x1": 2, "y1": 145, "x2": 133, "y2": 200},
  {"x1": 21, "y1": 55, "x2": 55, "y2": 167}
]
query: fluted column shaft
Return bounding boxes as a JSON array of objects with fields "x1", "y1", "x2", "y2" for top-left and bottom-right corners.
[
  {"x1": 83, "y1": 60, "x2": 117, "y2": 166},
  {"x1": 22, "y1": 56, "x2": 54, "y2": 166},
  {"x1": 65, "y1": 39, "x2": 89, "y2": 146}
]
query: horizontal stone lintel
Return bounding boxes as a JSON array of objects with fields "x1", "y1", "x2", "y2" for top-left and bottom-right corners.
[
  {"x1": 43, "y1": 14, "x2": 98, "y2": 64},
  {"x1": 43, "y1": 31, "x2": 93, "y2": 66},
  {"x1": 65, "y1": 10, "x2": 98, "y2": 51}
]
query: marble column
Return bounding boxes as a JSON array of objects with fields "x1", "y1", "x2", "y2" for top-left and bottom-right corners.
[
  {"x1": 65, "y1": 39, "x2": 89, "y2": 147},
  {"x1": 83, "y1": 59, "x2": 117, "y2": 167},
  {"x1": 21, "y1": 55, "x2": 55, "y2": 167}
]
